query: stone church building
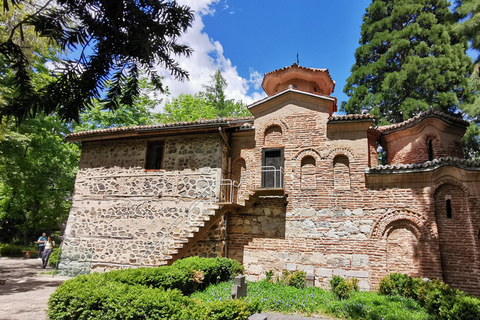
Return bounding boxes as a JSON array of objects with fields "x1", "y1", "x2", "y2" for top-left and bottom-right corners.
[{"x1": 60, "y1": 64, "x2": 480, "y2": 295}]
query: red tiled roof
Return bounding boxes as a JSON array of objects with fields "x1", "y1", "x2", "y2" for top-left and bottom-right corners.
[
  {"x1": 66, "y1": 117, "x2": 254, "y2": 140},
  {"x1": 367, "y1": 157, "x2": 480, "y2": 173},
  {"x1": 328, "y1": 114, "x2": 375, "y2": 122},
  {"x1": 377, "y1": 109, "x2": 468, "y2": 133}
]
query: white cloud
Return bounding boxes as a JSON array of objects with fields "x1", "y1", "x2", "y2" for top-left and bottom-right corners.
[{"x1": 154, "y1": 0, "x2": 265, "y2": 111}]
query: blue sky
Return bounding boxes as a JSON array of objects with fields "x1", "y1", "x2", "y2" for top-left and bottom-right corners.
[{"x1": 156, "y1": 0, "x2": 372, "y2": 111}]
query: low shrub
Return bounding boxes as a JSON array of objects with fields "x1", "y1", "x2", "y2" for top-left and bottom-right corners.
[
  {"x1": 172, "y1": 256, "x2": 244, "y2": 285},
  {"x1": 48, "y1": 257, "x2": 254, "y2": 320},
  {"x1": 278, "y1": 270, "x2": 306, "y2": 289},
  {"x1": 48, "y1": 274, "x2": 192, "y2": 320},
  {"x1": 265, "y1": 270, "x2": 274, "y2": 281},
  {"x1": 0, "y1": 243, "x2": 24, "y2": 257},
  {"x1": 330, "y1": 276, "x2": 356, "y2": 300},
  {"x1": 379, "y1": 273, "x2": 480, "y2": 320},
  {"x1": 102, "y1": 256, "x2": 243, "y2": 295},
  {"x1": 48, "y1": 248, "x2": 61, "y2": 268},
  {"x1": 347, "y1": 277, "x2": 360, "y2": 292}
]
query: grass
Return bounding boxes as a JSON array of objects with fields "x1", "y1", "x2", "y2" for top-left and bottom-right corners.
[{"x1": 191, "y1": 280, "x2": 429, "y2": 320}]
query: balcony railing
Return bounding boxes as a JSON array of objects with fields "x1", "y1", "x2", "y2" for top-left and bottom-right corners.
[{"x1": 220, "y1": 166, "x2": 284, "y2": 204}]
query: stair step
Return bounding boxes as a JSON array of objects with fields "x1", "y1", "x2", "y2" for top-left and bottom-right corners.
[{"x1": 174, "y1": 238, "x2": 189, "y2": 244}]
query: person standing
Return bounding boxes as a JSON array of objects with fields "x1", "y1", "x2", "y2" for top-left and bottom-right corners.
[
  {"x1": 42, "y1": 236, "x2": 55, "y2": 268},
  {"x1": 37, "y1": 233, "x2": 47, "y2": 260}
]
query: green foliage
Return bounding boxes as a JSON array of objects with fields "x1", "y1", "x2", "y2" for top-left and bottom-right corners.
[
  {"x1": 159, "y1": 93, "x2": 217, "y2": 123},
  {"x1": 158, "y1": 70, "x2": 251, "y2": 123},
  {"x1": 455, "y1": 0, "x2": 480, "y2": 63},
  {"x1": 265, "y1": 270, "x2": 274, "y2": 281},
  {"x1": 0, "y1": 115, "x2": 80, "y2": 243},
  {"x1": 193, "y1": 278, "x2": 430, "y2": 320},
  {"x1": 276, "y1": 270, "x2": 306, "y2": 289},
  {"x1": 0, "y1": 0, "x2": 194, "y2": 122},
  {"x1": 379, "y1": 273, "x2": 480, "y2": 319},
  {"x1": 0, "y1": 243, "x2": 23, "y2": 256},
  {"x1": 48, "y1": 257, "x2": 257, "y2": 320},
  {"x1": 74, "y1": 77, "x2": 163, "y2": 132},
  {"x1": 343, "y1": 0, "x2": 473, "y2": 124},
  {"x1": 378, "y1": 273, "x2": 411, "y2": 297},
  {"x1": 204, "y1": 70, "x2": 251, "y2": 118},
  {"x1": 48, "y1": 248, "x2": 61, "y2": 268},
  {"x1": 48, "y1": 274, "x2": 192, "y2": 320},
  {"x1": 330, "y1": 276, "x2": 355, "y2": 300},
  {"x1": 187, "y1": 299, "x2": 261, "y2": 320}
]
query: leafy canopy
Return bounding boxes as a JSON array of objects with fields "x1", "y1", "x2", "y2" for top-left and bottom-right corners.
[
  {"x1": 0, "y1": 0, "x2": 194, "y2": 122},
  {"x1": 159, "y1": 69, "x2": 251, "y2": 123},
  {"x1": 343, "y1": 0, "x2": 473, "y2": 124}
]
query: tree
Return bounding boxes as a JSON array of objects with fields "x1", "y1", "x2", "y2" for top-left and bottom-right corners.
[
  {"x1": 0, "y1": 115, "x2": 80, "y2": 244},
  {"x1": 158, "y1": 92, "x2": 216, "y2": 123},
  {"x1": 343, "y1": 0, "x2": 473, "y2": 124},
  {"x1": 74, "y1": 77, "x2": 165, "y2": 131},
  {"x1": 158, "y1": 70, "x2": 250, "y2": 123},
  {"x1": 203, "y1": 69, "x2": 251, "y2": 118},
  {"x1": 0, "y1": 0, "x2": 194, "y2": 122},
  {"x1": 455, "y1": 0, "x2": 480, "y2": 62}
]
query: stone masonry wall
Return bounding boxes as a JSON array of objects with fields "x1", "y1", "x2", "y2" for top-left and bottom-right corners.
[{"x1": 59, "y1": 134, "x2": 225, "y2": 275}]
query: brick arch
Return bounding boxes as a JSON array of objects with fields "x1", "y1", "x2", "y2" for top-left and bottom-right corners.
[
  {"x1": 264, "y1": 125, "x2": 283, "y2": 146},
  {"x1": 370, "y1": 209, "x2": 436, "y2": 240},
  {"x1": 258, "y1": 118, "x2": 289, "y2": 134},
  {"x1": 431, "y1": 178, "x2": 470, "y2": 199},
  {"x1": 291, "y1": 148, "x2": 322, "y2": 162},
  {"x1": 323, "y1": 147, "x2": 356, "y2": 162}
]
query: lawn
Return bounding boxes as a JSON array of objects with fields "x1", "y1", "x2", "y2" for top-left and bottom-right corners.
[{"x1": 191, "y1": 280, "x2": 430, "y2": 320}]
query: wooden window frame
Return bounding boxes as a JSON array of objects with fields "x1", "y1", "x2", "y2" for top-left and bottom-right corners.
[{"x1": 145, "y1": 141, "x2": 165, "y2": 170}]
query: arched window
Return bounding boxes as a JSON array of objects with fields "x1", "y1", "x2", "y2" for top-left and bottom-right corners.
[
  {"x1": 301, "y1": 156, "x2": 316, "y2": 190},
  {"x1": 264, "y1": 125, "x2": 282, "y2": 146},
  {"x1": 334, "y1": 155, "x2": 350, "y2": 190}
]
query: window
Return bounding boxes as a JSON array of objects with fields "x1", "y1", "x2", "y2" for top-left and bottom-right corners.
[
  {"x1": 428, "y1": 139, "x2": 434, "y2": 161},
  {"x1": 145, "y1": 141, "x2": 164, "y2": 169},
  {"x1": 446, "y1": 199, "x2": 452, "y2": 219}
]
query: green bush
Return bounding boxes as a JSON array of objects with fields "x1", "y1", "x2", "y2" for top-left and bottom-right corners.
[
  {"x1": 379, "y1": 273, "x2": 480, "y2": 320},
  {"x1": 48, "y1": 274, "x2": 192, "y2": 320},
  {"x1": 330, "y1": 275, "x2": 354, "y2": 300},
  {"x1": 278, "y1": 270, "x2": 306, "y2": 289},
  {"x1": 347, "y1": 277, "x2": 360, "y2": 291},
  {"x1": 0, "y1": 243, "x2": 24, "y2": 257},
  {"x1": 48, "y1": 257, "x2": 254, "y2": 320},
  {"x1": 439, "y1": 294, "x2": 480, "y2": 320},
  {"x1": 378, "y1": 273, "x2": 411, "y2": 296},
  {"x1": 172, "y1": 256, "x2": 244, "y2": 285},
  {"x1": 102, "y1": 256, "x2": 243, "y2": 295},
  {"x1": 48, "y1": 248, "x2": 61, "y2": 268}
]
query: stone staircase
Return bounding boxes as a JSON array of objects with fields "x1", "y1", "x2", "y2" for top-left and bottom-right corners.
[{"x1": 162, "y1": 188, "x2": 286, "y2": 265}]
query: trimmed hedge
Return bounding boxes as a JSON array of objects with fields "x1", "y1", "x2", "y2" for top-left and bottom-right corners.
[
  {"x1": 0, "y1": 244, "x2": 24, "y2": 257},
  {"x1": 379, "y1": 273, "x2": 480, "y2": 320},
  {"x1": 48, "y1": 257, "x2": 256, "y2": 320}
]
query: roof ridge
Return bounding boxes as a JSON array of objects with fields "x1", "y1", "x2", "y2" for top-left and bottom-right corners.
[
  {"x1": 368, "y1": 157, "x2": 480, "y2": 172},
  {"x1": 377, "y1": 109, "x2": 468, "y2": 133},
  {"x1": 66, "y1": 117, "x2": 254, "y2": 138}
]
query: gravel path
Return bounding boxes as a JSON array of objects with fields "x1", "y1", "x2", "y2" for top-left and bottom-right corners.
[{"x1": 0, "y1": 257, "x2": 69, "y2": 320}]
